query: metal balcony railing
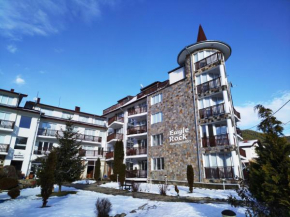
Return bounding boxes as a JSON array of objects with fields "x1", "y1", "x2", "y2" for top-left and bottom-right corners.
[
  {"x1": 0, "y1": 119, "x2": 15, "y2": 129},
  {"x1": 204, "y1": 166, "x2": 234, "y2": 179},
  {"x1": 194, "y1": 52, "x2": 223, "y2": 71},
  {"x1": 0, "y1": 144, "x2": 9, "y2": 153},
  {"x1": 199, "y1": 103, "x2": 225, "y2": 119},
  {"x1": 107, "y1": 133, "x2": 123, "y2": 142},
  {"x1": 127, "y1": 125, "x2": 147, "y2": 135},
  {"x1": 196, "y1": 77, "x2": 221, "y2": 95},
  {"x1": 202, "y1": 133, "x2": 229, "y2": 147},
  {"x1": 108, "y1": 116, "x2": 124, "y2": 126},
  {"x1": 126, "y1": 170, "x2": 147, "y2": 178}
]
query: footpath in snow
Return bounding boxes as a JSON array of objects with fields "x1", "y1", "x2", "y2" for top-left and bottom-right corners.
[{"x1": 0, "y1": 184, "x2": 245, "y2": 217}]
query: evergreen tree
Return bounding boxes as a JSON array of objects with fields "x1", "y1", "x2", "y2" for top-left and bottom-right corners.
[
  {"x1": 187, "y1": 165, "x2": 194, "y2": 193},
  {"x1": 38, "y1": 150, "x2": 57, "y2": 207},
  {"x1": 248, "y1": 105, "x2": 290, "y2": 216},
  {"x1": 55, "y1": 121, "x2": 84, "y2": 192},
  {"x1": 94, "y1": 158, "x2": 101, "y2": 181},
  {"x1": 119, "y1": 164, "x2": 126, "y2": 186},
  {"x1": 113, "y1": 140, "x2": 124, "y2": 182}
]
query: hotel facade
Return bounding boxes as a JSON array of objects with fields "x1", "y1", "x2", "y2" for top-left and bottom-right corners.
[{"x1": 1, "y1": 26, "x2": 243, "y2": 185}]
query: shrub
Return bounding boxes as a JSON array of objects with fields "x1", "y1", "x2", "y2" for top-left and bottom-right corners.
[
  {"x1": 96, "y1": 198, "x2": 112, "y2": 217},
  {"x1": 158, "y1": 184, "x2": 168, "y2": 196},
  {"x1": 3, "y1": 165, "x2": 18, "y2": 179},
  {"x1": 94, "y1": 158, "x2": 101, "y2": 181},
  {"x1": 187, "y1": 165, "x2": 194, "y2": 193},
  {"x1": 8, "y1": 187, "x2": 20, "y2": 199},
  {"x1": 0, "y1": 177, "x2": 18, "y2": 190},
  {"x1": 109, "y1": 174, "x2": 116, "y2": 182},
  {"x1": 132, "y1": 182, "x2": 140, "y2": 192},
  {"x1": 174, "y1": 185, "x2": 179, "y2": 196}
]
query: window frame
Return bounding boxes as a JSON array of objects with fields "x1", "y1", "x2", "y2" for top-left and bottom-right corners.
[
  {"x1": 19, "y1": 116, "x2": 32, "y2": 129},
  {"x1": 152, "y1": 134, "x2": 163, "y2": 146},
  {"x1": 152, "y1": 158, "x2": 164, "y2": 171},
  {"x1": 15, "y1": 137, "x2": 28, "y2": 150}
]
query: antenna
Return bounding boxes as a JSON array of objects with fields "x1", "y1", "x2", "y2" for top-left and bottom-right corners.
[
  {"x1": 140, "y1": 84, "x2": 144, "y2": 88},
  {"x1": 58, "y1": 97, "x2": 61, "y2": 107}
]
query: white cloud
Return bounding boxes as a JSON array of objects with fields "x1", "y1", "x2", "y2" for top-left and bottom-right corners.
[
  {"x1": 14, "y1": 75, "x2": 25, "y2": 85},
  {"x1": 7, "y1": 44, "x2": 17, "y2": 53},
  {"x1": 236, "y1": 91, "x2": 290, "y2": 135},
  {"x1": 0, "y1": 0, "x2": 115, "y2": 40}
]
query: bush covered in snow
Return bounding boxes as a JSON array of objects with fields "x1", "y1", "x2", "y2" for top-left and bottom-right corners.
[{"x1": 96, "y1": 198, "x2": 112, "y2": 217}]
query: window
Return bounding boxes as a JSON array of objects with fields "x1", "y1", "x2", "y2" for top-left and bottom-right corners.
[
  {"x1": 152, "y1": 134, "x2": 163, "y2": 146},
  {"x1": 151, "y1": 93, "x2": 162, "y2": 105},
  {"x1": 0, "y1": 135, "x2": 5, "y2": 143},
  {"x1": 79, "y1": 115, "x2": 89, "y2": 123},
  {"x1": 35, "y1": 141, "x2": 53, "y2": 154},
  {"x1": 40, "y1": 122, "x2": 56, "y2": 129},
  {"x1": 152, "y1": 158, "x2": 164, "y2": 170},
  {"x1": 203, "y1": 153, "x2": 232, "y2": 168},
  {"x1": 151, "y1": 112, "x2": 163, "y2": 124},
  {"x1": 94, "y1": 119, "x2": 105, "y2": 126},
  {"x1": 42, "y1": 108, "x2": 53, "y2": 116},
  {"x1": 62, "y1": 112, "x2": 73, "y2": 119},
  {"x1": 0, "y1": 112, "x2": 10, "y2": 120},
  {"x1": 0, "y1": 95, "x2": 16, "y2": 106},
  {"x1": 85, "y1": 129, "x2": 95, "y2": 136},
  {"x1": 15, "y1": 137, "x2": 28, "y2": 150},
  {"x1": 19, "y1": 116, "x2": 32, "y2": 129}
]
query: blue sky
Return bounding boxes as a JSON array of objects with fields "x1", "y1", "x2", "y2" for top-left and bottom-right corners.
[{"x1": 0, "y1": 0, "x2": 289, "y2": 134}]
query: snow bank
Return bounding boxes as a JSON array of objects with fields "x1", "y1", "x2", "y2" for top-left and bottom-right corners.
[
  {"x1": 100, "y1": 182, "x2": 240, "y2": 200},
  {"x1": 72, "y1": 180, "x2": 96, "y2": 184}
]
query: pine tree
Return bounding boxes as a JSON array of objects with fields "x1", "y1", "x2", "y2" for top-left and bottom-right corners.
[
  {"x1": 55, "y1": 121, "x2": 85, "y2": 192},
  {"x1": 94, "y1": 158, "x2": 101, "y2": 181},
  {"x1": 187, "y1": 165, "x2": 194, "y2": 193},
  {"x1": 113, "y1": 140, "x2": 124, "y2": 182},
  {"x1": 38, "y1": 150, "x2": 57, "y2": 207},
  {"x1": 248, "y1": 105, "x2": 290, "y2": 216}
]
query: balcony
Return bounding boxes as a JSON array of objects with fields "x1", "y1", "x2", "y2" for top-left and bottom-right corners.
[
  {"x1": 197, "y1": 77, "x2": 222, "y2": 95},
  {"x1": 202, "y1": 133, "x2": 229, "y2": 147},
  {"x1": 236, "y1": 128, "x2": 242, "y2": 137},
  {"x1": 108, "y1": 116, "x2": 124, "y2": 126},
  {"x1": 105, "y1": 151, "x2": 114, "y2": 159},
  {"x1": 194, "y1": 52, "x2": 223, "y2": 71},
  {"x1": 127, "y1": 125, "x2": 147, "y2": 135},
  {"x1": 79, "y1": 150, "x2": 103, "y2": 158},
  {"x1": 38, "y1": 128, "x2": 102, "y2": 143},
  {"x1": 107, "y1": 133, "x2": 123, "y2": 142},
  {"x1": 239, "y1": 148, "x2": 246, "y2": 158},
  {"x1": 233, "y1": 108, "x2": 241, "y2": 119},
  {"x1": 34, "y1": 150, "x2": 51, "y2": 155},
  {"x1": 126, "y1": 147, "x2": 147, "y2": 156},
  {"x1": 128, "y1": 106, "x2": 147, "y2": 116},
  {"x1": 0, "y1": 144, "x2": 9, "y2": 153},
  {"x1": 137, "y1": 81, "x2": 169, "y2": 99},
  {"x1": 204, "y1": 166, "x2": 234, "y2": 179},
  {"x1": 0, "y1": 119, "x2": 15, "y2": 129},
  {"x1": 126, "y1": 170, "x2": 147, "y2": 178},
  {"x1": 199, "y1": 103, "x2": 225, "y2": 119}
]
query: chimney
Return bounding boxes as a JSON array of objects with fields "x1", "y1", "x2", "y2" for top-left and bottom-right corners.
[
  {"x1": 37, "y1": 98, "x2": 41, "y2": 104},
  {"x1": 11, "y1": 89, "x2": 14, "y2": 92},
  {"x1": 75, "y1": 106, "x2": 80, "y2": 112}
]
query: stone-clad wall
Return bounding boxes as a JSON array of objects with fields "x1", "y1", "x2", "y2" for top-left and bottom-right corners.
[{"x1": 147, "y1": 58, "x2": 203, "y2": 182}]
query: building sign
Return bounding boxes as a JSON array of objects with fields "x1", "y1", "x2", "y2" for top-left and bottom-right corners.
[
  {"x1": 13, "y1": 151, "x2": 24, "y2": 159},
  {"x1": 169, "y1": 127, "x2": 191, "y2": 145}
]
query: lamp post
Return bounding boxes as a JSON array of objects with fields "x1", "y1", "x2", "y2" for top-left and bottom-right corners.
[{"x1": 164, "y1": 175, "x2": 168, "y2": 185}]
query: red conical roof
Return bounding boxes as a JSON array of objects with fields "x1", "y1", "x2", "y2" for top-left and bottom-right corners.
[{"x1": 196, "y1": 25, "x2": 207, "y2": 42}]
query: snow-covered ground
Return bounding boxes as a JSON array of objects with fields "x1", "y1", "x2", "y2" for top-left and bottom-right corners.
[
  {"x1": 0, "y1": 185, "x2": 245, "y2": 217},
  {"x1": 100, "y1": 182, "x2": 240, "y2": 200},
  {"x1": 72, "y1": 180, "x2": 96, "y2": 184}
]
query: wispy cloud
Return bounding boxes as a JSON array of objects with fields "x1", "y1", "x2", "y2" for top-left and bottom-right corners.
[
  {"x1": 0, "y1": 0, "x2": 113, "y2": 40},
  {"x1": 13, "y1": 75, "x2": 25, "y2": 85},
  {"x1": 7, "y1": 44, "x2": 17, "y2": 53},
  {"x1": 236, "y1": 91, "x2": 290, "y2": 135}
]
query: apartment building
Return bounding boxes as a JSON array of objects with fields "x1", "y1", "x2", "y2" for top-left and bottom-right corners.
[
  {"x1": 0, "y1": 89, "x2": 107, "y2": 179},
  {"x1": 103, "y1": 25, "x2": 243, "y2": 184}
]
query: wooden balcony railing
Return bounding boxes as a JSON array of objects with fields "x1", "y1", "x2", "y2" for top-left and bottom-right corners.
[
  {"x1": 194, "y1": 52, "x2": 223, "y2": 71},
  {"x1": 126, "y1": 147, "x2": 147, "y2": 156},
  {"x1": 34, "y1": 150, "x2": 51, "y2": 155},
  {"x1": 0, "y1": 144, "x2": 9, "y2": 153},
  {"x1": 0, "y1": 119, "x2": 15, "y2": 129},
  {"x1": 107, "y1": 133, "x2": 123, "y2": 142},
  {"x1": 196, "y1": 77, "x2": 221, "y2": 95},
  {"x1": 105, "y1": 152, "x2": 114, "y2": 159},
  {"x1": 108, "y1": 116, "x2": 124, "y2": 126},
  {"x1": 82, "y1": 150, "x2": 103, "y2": 157},
  {"x1": 128, "y1": 106, "x2": 147, "y2": 116},
  {"x1": 137, "y1": 81, "x2": 169, "y2": 99},
  {"x1": 204, "y1": 166, "x2": 234, "y2": 179},
  {"x1": 126, "y1": 170, "x2": 147, "y2": 178},
  {"x1": 199, "y1": 103, "x2": 225, "y2": 119},
  {"x1": 38, "y1": 128, "x2": 102, "y2": 143},
  {"x1": 202, "y1": 133, "x2": 229, "y2": 147},
  {"x1": 127, "y1": 125, "x2": 147, "y2": 135},
  {"x1": 233, "y1": 108, "x2": 241, "y2": 119},
  {"x1": 239, "y1": 148, "x2": 246, "y2": 158}
]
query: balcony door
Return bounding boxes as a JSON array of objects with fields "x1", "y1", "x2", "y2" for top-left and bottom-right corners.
[{"x1": 139, "y1": 160, "x2": 147, "y2": 171}]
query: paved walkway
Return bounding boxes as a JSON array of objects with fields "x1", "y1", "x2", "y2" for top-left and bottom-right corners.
[{"x1": 65, "y1": 183, "x2": 230, "y2": 204}]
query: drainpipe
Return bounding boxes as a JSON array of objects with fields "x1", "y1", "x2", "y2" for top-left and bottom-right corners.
[
  {"x1": 185, "y1": 48, "x2": 202, "y2": 182},
  {"x1": 26, "y1": 109, "x2": 41, "y2": 177}
]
